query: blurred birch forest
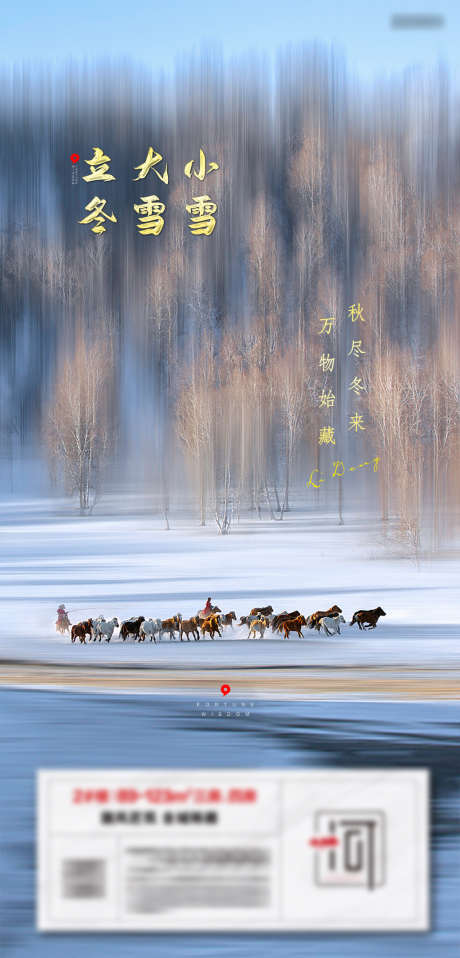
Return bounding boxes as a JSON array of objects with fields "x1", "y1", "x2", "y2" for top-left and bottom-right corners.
[{"x1": 1, "y1": 51, "x2": 459, "y2": 549}]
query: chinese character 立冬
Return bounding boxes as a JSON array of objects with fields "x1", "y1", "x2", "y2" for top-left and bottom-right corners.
[
  {"x1": 82, "y1": 147, "x2": 115, "y2": 182},
  {"x1": 79, "y1": 196, "x2": 117, "y2": 234}
]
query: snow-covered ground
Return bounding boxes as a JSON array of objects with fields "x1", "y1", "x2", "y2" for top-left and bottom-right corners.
[{"x1": 1, "y1": 496, "x2": 460, "y2": 668}]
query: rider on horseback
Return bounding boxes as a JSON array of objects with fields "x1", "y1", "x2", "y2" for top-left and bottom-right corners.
[
  {"x1": 197, "y1": 598, "x2": 221, "y2": 622},
  {"x1": 56, "y1": 604, "x2": 70, "y2": 632},
  {"x1": 202, "y1": 597, "x2": 213, "y2": 616}
]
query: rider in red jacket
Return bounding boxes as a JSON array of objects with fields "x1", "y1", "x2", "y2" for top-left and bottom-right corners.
[{"x1": 56, "y1": 604, "x2": 70, "y2": 632}]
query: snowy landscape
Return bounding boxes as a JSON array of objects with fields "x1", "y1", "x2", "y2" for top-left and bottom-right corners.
[
  {"x1": 1, "y1": 495, "x2": 460, "y2": 672},
  {"x1": 3, "y1": 54, "x2": 460, "y2": 685},
  {"x1": 2, "y1": 21, "x2": 460, "y2": 958}
]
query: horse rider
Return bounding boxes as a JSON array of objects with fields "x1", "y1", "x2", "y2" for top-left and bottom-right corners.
[
  {"x1": 56, "y1": 603, "x2": 70, "y2": 630},
  {"x1": 200, "y1": 597, "x2": 213, "y2": 617}
]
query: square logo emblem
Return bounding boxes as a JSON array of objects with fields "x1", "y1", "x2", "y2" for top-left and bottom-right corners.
[{"x1": 313, "y1": 810, "x2": 385, "y2": 889}]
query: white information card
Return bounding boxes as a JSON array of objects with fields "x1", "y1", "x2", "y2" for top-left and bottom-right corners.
[{"x1": 37, "y1": 768, "x2": 429, "y2": 932}]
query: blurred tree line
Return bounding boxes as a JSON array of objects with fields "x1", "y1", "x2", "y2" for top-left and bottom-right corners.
[{"x1": 0, "y1": 52, "x2": 459, "y2": 548}]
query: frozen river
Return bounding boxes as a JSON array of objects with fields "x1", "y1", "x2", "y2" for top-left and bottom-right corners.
[{"x1": 0, "y1": 691, "x2": 459, "y2": 956}]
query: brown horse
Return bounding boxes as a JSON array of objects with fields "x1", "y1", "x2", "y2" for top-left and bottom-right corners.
[
  {"x1": 180, "y1": 616, "x2": 200, "y2": 641},
  {"x1": 221, "y1": 611, "x2": 237, "y2": 627},
  {"x1": 160, "y1": 615, "x2": 182, "y2": 640},
  {"x1": 273, "y1": 611, "x2": 301, "y2": 632},
  {"x1": 200, "y1": 614, "x2": 222, "y2": 639},
  {"x1": 350, "y1": 607, "x2": 386, "y2": 630},
  {"x1": 307, "y1": 605, "x2": 342, "y2": 631},
  {"x1": 71, "y1": 619, "x2": 93, "y2": 644},
  {"x1": 281, "y1": 614, "x2": 307, "y2": 640}
]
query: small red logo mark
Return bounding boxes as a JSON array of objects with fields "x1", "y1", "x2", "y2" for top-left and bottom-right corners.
[
  {"x1": 308, "y1": 836, "x2": 339, "y2": 848},
  {"x1": 70, "y1": 153, "x2": 80, "y2": 164},
  {"x1": 220, "y1": 684, "x2": 231, "y2": 696}
]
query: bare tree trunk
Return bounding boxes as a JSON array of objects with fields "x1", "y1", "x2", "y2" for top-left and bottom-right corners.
[
  {"x1": 200, "y1": 479, "x2": 206, "y2": 526},
  {"x1": 282, "y1": 447, "x2": 291, "y2": 515}
]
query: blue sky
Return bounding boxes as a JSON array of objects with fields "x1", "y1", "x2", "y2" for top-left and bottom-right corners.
[{"x1": 1, "y1": 0, "x2": 458, "y2": 83}]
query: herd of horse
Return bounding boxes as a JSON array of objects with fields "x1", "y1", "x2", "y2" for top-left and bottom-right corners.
[{"x1": 60, "y1": 604, "x2": 387, "y2": 644}]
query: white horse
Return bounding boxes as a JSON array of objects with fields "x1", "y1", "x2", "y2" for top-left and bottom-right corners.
[
  {"x1": 94, "y1": 617, "x2": 119, "y2": 642},
  {"x1": 249, "y1": 616, "x2": 268, "y2": 639},
  {"x1": 239, "y1": 613, "x2": 263, "y2": 631},
  {"x1": 91, "y1": 616, "x2": 106, "y2": 640},
  {"x1": 319, "y1": 614, "x2": 346, "y2": 636},
  {"x1": 139, "y1": 618, "x2": 162, "y2": 642}
]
